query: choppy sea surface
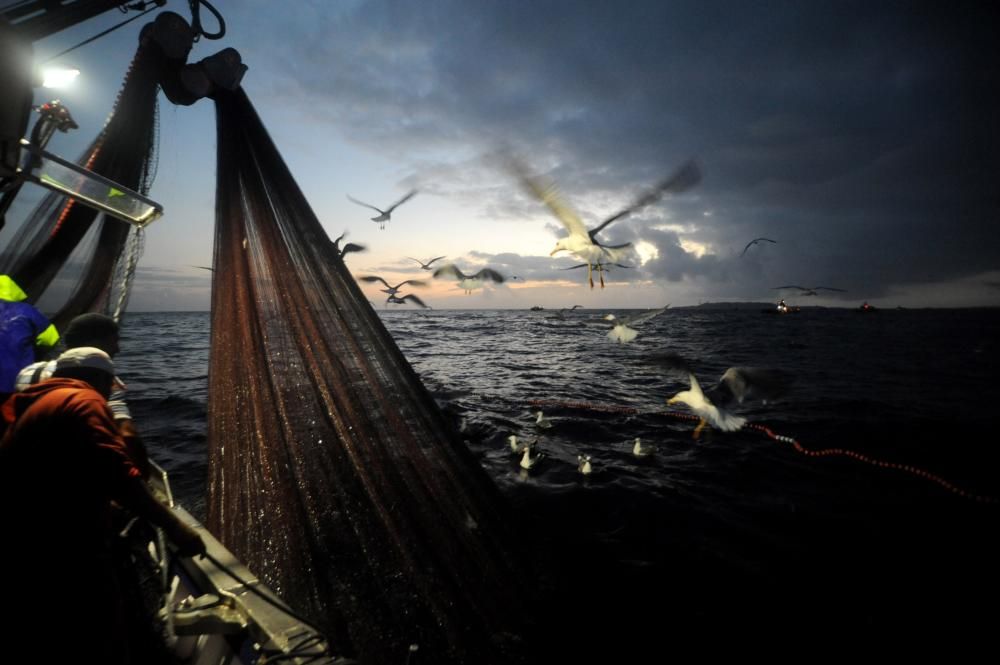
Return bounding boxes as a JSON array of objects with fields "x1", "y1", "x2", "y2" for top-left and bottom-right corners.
[{"x1": 118, "y1": 308, "x2": 1000, "y2": 659}]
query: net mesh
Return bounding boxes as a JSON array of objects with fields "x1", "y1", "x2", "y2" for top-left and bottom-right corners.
[{"x1": 208, "y1": 88, "x2": 526, "y2": 664}]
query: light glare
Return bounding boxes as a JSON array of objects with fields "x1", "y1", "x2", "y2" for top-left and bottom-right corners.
[{"x1": 41, "y1": 67, "x2": 80, "y2": 89}]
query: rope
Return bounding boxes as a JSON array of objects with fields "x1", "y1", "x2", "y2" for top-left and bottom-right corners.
[
  {"x1": 40, "y1": 5, "x2": 160, "y2": 65},
  {"x1": 525, "y1": 398, "x2": 998, "y2": 504},
  {"x1": 111, "y1": 226, "x2": 144, "y2": 322}
]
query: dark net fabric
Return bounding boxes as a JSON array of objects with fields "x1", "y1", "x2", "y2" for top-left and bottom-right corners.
[
  {"x1": 208, "y1": 88, "x2": 527, "y2": 664},
  {"x1": 0, "y1": 37, "x2": 158, "y2": 330}
]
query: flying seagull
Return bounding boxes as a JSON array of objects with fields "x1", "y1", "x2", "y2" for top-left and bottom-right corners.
[
  {"x1": 330, "y1": 231, "x2": 366, "y2": 259},
  {"x1": 602, "y1": 304, "x2": 670, "y2": 343},
  {"x1": 740, "y1": 237, "x2": 777, "y2": 257},
  {"x1": 406, "y1": 255, "x2": 447, "y2": 271},
  {"x1": 358, "y1": 275, "x2": 427, "y2": 297},
  {"x1": 386, "y1": 293, "x2": 430, "y2": 308},
  {"x1": 658, "y1": 353, "x2": 793, "y2": 439},
  {"x1": 510, "y1": 157, "x2": 700, "y2": 288},
  {"x1": 346, "y1": 189, "x2": 418, "y2": 230},
  {"x1": 548, "y1": 304, "x2": 584, "y2": 320},
  {"x1": 433, "y1": 263, "x2": 505, "y2": 294},
  {"x1": 772, "y1": 285, "x2": 847, "y2": 296}
]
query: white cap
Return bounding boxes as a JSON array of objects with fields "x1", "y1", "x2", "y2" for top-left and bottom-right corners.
[{"x1": 53, "y1": 346, "x2": 115, "y2": 376}]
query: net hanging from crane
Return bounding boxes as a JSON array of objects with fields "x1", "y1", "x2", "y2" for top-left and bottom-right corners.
[
  {"x1": 208, "y1": 87, "x2": 526, "y2": 665},
  {"x1": 0, "y1": 38, "x2": 159, "y2": 328}
]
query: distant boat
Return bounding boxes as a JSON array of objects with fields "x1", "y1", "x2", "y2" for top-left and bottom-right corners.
[
  {"x1": 857, "y1": 302, "x2": 877, "y2": 313},
  {"x1": 530, "y1": 305, "x2": 545, "y2": 311},
  {"x1": 761, "y1": 306, "x2": 800, "y2": 315}
]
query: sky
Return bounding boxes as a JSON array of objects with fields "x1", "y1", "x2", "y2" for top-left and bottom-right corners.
[{"x1": 6, "y1": 0, "x2": 998, "y2": 310}]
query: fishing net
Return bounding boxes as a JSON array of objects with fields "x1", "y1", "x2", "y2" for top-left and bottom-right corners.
[
  {"x1": 0, "y1": 38, "x2": 159, "y2": 329},
  {"x1": 208, "y1": 87, "x2": 526, "y2": 664}
]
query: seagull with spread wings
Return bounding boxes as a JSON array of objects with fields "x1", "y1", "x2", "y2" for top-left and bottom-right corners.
[
  {"x1": 346, "y1": 189, "x2": 418, "y2": 230},
  {"x1": 358, "y1": 275, "x2": 427, "y2": 300},
  {"x1": 602, "y1": 304, "x2": 670, "y2": 343},
  {"x1": 330, "y1": 231, "x2": 366, "y2": 259},
  {"x1": 386, "y1": 293, "x2": 430, "y2": 309},
  {"x1": 658, "y1": 353, "x2": 793, "y2": 439},
  {"x1": 740, "y1": 237, "x2": 776, "y2": 257},
  {"x1": 406, "y1": 255, "x2": 447, "y2": 271},
  {"x1": 510, "y1": 158, "x2": 700, "y2": 288},
  {"x1": 433, "y1": 263, "x2": 506, "y2": 294}
]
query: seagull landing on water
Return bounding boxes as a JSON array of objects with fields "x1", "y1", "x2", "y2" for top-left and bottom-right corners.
[
  {"x1": 346, "y1": 189, "x2": 418, "y2": 230},
  {"x1": 632, "y1": 438, "x2": 656, "y2": 457},
  {"x1": 577, "y1": 454, "x2": 593, "y2": 475},
  {"x1": 508, "y1": 435, "x2": 531, "y2": 453},
  {"x1": 406, "y1": 255, "x2": 447, "y2": 271},
  {"x1": 740, "y1": 237, "x2": 776, "y2": 257},
  {"x1": 548, "y1": 304, "x2": 584, "y2": 320},
  {"x1": 603, "y1": 305, "x2": 670, "y2": 343},
  {"x1": 533, "y1": 410, "x2": 553, "y2": 429},
  {"x1": 509, "y1": 156, "x2": 700, "y2": 289},
  {"x1": 386, "y1": 293, "x2": 430, "y2": 308},
  {"x1": 433, "y1": 264, "x2": 505, "y2": 294},
  {"x1": 658, "y1": 353, "x2": 793, "y2": 440}
]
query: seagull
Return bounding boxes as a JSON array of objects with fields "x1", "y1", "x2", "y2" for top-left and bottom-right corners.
[
  {"x1": 562, "y1": 262, "x2": 635, "y2": 288},
  {"x1": 520, "y1": 445, "x2": 544, "y2": 470},
  {"x1": 510, "y1": 157, "x2": 700, "y2": 288},
  {"x1": 406, "y1": 255, "x2": 447, "y2": 271},
  {"x1": 346, "y1": 189, "x2": 418, "y2": 230},
  {"x1": 508, "y1": 435, "x2": 529, "y2": 453},
  {"x1": 603, "y1": 304, "x2": 670, "y2": 343},
  {"x1": 386, "y1": 293, "x2": 430, "y2": 308},
  {"x1": 548, "y1": 304, "x2": 584, "y2": 320},
  {"x1": 533, "y1": 410, "x2": 553, "y2": 429},
  {"x1": 433, "y1": 264, "x2": 505, "y2": 294},
  {"x1": 632, "y1": 438, "x2": 656, "y2": 457},
  {"x1": 772, "y1": 285, "x2": 847, "y2": 296},
  {"x1": 190, "y1": 265, "x2": 214, "y2": 272},
  {"x1": 358, "y1": 275, "x2": 427, "y2": 297},
  {"x1": 658, "y1": 354, "x2": 793, "y2": 439},
  {"x1": 330, "y1": 231, "x2": 366, "y2": 259},
  {"x1": 740, "y1": 237, "x2": 777, "y2": 257},
  {"x1": 577, "y1": 454, "x2": 593, "y2": 475}
]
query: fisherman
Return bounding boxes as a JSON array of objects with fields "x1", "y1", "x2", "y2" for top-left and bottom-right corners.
[
  {"x1": 14, "y1": 312, "x2": 150, "y2": 476},
  {"x1": 0, "y1": 347, "x2": 205, "y2": 664},
  {"x1": 0, "y1": 274, "x2": 59, "y2": 393}
]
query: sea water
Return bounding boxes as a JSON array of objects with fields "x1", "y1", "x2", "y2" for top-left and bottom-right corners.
[{"x1": 117, "y1": 308, "x2": 1000, "y2": 657}]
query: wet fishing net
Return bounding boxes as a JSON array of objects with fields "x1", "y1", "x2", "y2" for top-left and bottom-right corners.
[
  {"x1": 0, "y1": 38, "x2": 158, "y2": 329},
  {"x1": 208, "y1": 87, "x2": 527, "y2": 664}
]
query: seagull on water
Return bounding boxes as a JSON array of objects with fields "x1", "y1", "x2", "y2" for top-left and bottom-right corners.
[
  {"x1": 632, "y1": 438, "x2": 656, "y2": 457},
  {"x1": 740, "y1": 237, "x2": 777, "y2": 257},
  {"x1": 347, "y1": 189, "x2": 418, "y2": 230},
  {"x1": 386, "y1": 293, "x2": 430, "y2": 308},
  {"x1": 358, "y1": 275, "x2": 427, "y2": 298},
  {"x1": 658, "y1": 353, "x2": 793, "y2": 439},
  {"x1": 549, "y1": 304, "x2": 584, "y2": 320},
  {"x1": 533, "y1": 410, "x2": 553, "y2": 429},
  {"x1": 509, "y1": 157, "x2": 700, "y2": 288},
  {"x1": 406, "y1": 255, "x2": 447, "y2": 271},
  {"x1": 603, "y1": 304, "x2": 670, "y2": 343},
  {"x1": 577, "y1": 454, "x2": 593, "y2": 475},
  {"x1": 772, "y1": 285, "x2": 846, "y2": 296},
  {"x1": 520, "y1": 445, "x2": 544, "y2": 470},
  {"x1": 433, "y1": 264, "x2": 505, "y2": 294},
  {"x1": 508, "y1": 434, "x2": 532, "y2": 453}
]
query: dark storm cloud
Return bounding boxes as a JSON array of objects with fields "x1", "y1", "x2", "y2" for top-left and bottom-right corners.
[{"x1": 255, "y1": 0, "x2": 998, "y2": 303}]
